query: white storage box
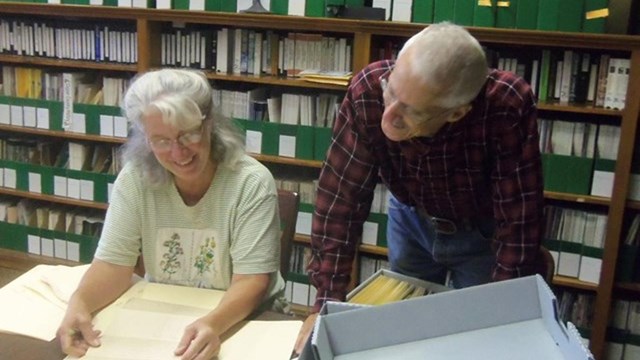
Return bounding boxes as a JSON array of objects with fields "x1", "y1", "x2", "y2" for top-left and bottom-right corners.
[{"x1": 300, "y1": 275, "x2": 593, "y2": 360}]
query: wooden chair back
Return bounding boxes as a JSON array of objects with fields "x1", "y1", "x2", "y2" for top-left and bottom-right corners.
[{"x1": 277, "y1": 189, "x2": 300, "y2": 278}]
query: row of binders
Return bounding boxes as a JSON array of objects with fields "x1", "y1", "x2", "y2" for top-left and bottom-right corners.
[
  {"x1": 0, "y1": 17, "x2": 138, "y2": 64},
  {"x1": 161, "y1": 26, "x2": 353, "y2": 77},
  {"x1": 0, "y1": 198, "x2": 104, "y2": 238},
  {"x1": 0, "y1": 197, "x2": 104, "y2": 262},
  {"x1": 212, "y1": 88, "x2": 340, "y2": 128},
  {"x1": 0, "y1": 137, "x2": 120, "y2": 175},
  {"x1": 543, "y1": 205, "x2": 607, "y2": 284},
  {"x1": 2, "y1": 0, "x2": 611, "y2": 34},
  {"x1": 539, "y1": 120, "x2": 620, "y2": 160},
  {"x1": 373, "y1": 0, "x2": 609, "y2": 33},
  {"x1": 487, "y1": 49, "x2": 629, "y2": 110},
  {"x1": 2, "y1": 66, "x2": 130, "y2": 107}
]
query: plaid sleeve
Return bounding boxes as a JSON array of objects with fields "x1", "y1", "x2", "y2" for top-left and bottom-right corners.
[
  {"x1": 307, "y1": 66, "x2": 383, "y2": 312},
  {"x1": 490, "y1": 74, "x2": 545, "y2": 281}
]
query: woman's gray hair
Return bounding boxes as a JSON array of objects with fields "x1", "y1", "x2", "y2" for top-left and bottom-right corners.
[
  {"x1": 119, "y1": 68, "x2": 245, "y2": 186},
  {"x1": 398, "y1": 22, "x2": 488, "y2": 108}
]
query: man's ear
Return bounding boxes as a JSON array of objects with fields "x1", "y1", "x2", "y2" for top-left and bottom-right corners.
[{"x1": 446, "y1": 104, "x2": 473, "y2": 123}]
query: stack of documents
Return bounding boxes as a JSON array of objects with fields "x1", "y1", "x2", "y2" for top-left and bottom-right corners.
[
  {"x1": 0, "y1": 264, "x2": 91, "y2": 341},
  {"x1": 298, "y1": 70, "x2": 352, "y2": 86},
  {"x1": 0, "y1": 265, "x2": 302, "y2": 360}
]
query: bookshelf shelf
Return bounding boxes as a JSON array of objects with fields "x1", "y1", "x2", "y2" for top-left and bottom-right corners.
[
  {"x1": 0, "y1": 188, "x2": 108, "y2": 211},
  {"x1": 0, "y1": 125, "x2": 127, "y2": 144},
  {"x1": 1, "y1": 4, "x2": 639, "y2": 358},
  {"x1": 251, "y1": 154, "x2": 323, "y2": 168},
  {"x1": 614, "y1": 281, "x2": 640, "y2": 295},
  {"x1": 537, "y1": 101, "x2": 624, "y2": 116},
  {"x1": 553, "y1": 276, "x2": 600, "y2": 292},
  {"x1": 205, "y1": 73, "x2": 348, "y2": 91},
  {"x1": 0, "y1": 248, "x2": 80, "y2": 272},
  {"x1": 0, "y1": 54, "x2": 138, "y2": 72},
  {"x1": 543, "y1": 191, "x2": 612, "y2": 206}
]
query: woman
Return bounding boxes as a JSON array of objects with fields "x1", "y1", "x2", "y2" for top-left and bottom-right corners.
[{"x1": 57, "y1": 68, "x2": 284, "y2": 359}]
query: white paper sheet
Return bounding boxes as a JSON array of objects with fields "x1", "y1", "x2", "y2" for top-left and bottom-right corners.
[{"x1": 77, "y1": 297, "x2": 301, "y2": 360}]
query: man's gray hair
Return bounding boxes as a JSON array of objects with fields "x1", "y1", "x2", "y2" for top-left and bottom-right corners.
[
  {"x1": 119, "y1": 68, "x2": 245, "y2": 186},
  {"x1": 398, "y1": 22, "x2": 488, "y2": 108}
]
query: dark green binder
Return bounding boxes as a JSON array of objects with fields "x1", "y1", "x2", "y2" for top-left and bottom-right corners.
[
  {"x1": 515, "y1": 0, "x2": 538, "y2": 29},
  {"x1": 271, "y1": 0, "x2": 289, "y2": 15},
  {"x1": 204, "y1": 0, "x2": 221, "y2": 11},
  {"x1": 173, "y1": 0, "x2": 189, "y2": 9},
  {"x1": 473, "y1": 0, "x2": 496, "y2": 27},
  {"x1": 296, "y1": 125, "x2": 315, "y2": 160},
  {"x1": 453, "y1": 0, "x2": 475, "y2": 26},
  {"x1": 495, "y1": 0, "x2": 516, "y2": 28},
  {"x1": 314, "y1": 127, "x2": 332, "y2": 161},
  {"x1": 583, "y1": 0, "x2": 608, "y2": 33},
  {"x1": 220, "y1": 0, "x2": 237, "y2": 12},
  {"x1": 557, "y1": 0, "x2": 583, "y2": 32},
  {"x1": 434, "y1": 0, "x2": 455, "y2": 23},
  {"x1": 412, "y1": 0, "x2": 435, "y2": 24},
  {"x1": 536, "y1": 0, "x2": 559, "y2": 31},
  {"x1": 306, "y1": 0, "x2": 325, "y2": 17}
]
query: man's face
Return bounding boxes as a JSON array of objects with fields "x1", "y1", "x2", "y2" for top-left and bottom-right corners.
[{"x1": 380, "y1": 52, "x2": 463, "y2": 141}]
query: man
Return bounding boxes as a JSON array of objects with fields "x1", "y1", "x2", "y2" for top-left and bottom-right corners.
[{"x1": 294, "y1": 22, "x2": 544, "y2": 353}]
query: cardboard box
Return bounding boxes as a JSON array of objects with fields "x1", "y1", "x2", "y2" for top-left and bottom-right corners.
[
  {"x1": 346, "y1": 269, "x2": 451, "y2": 304},
  {"x1": 300, "y1": 275, "x2": 593, "y2": 360}
]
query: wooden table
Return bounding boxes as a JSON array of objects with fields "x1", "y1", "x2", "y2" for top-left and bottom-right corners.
[{"x1": 0, "y1": 311, "x2": 301, "y2": 360}]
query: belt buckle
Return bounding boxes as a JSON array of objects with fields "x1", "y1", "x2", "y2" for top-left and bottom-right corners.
[{"x1": 430, "y1": 216, "x2": 457, "y2": 235}]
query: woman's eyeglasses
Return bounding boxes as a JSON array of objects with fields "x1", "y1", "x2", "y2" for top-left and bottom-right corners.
[{"x1": 148, "y1": 126, "x2": 204, "y2": 152}]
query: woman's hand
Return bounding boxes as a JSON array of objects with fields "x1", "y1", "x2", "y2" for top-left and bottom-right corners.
[
  {"x1": 174, "y1": 317, "x2": 222, "y2": 360},
  {"x1": 56, "y1": 305, "x2": 101, "y2": 357}
]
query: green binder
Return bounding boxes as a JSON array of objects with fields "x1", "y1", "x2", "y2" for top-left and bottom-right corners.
[
  {"x1": 542, "y1": 153, "x2": 594, "y2": 195},
  {"x1": 495, "y1": 0, "x2": 516, "y2": 29},
  {"x1": 39, "y1": 165, "x2": 54, "y2": 196},
  {"x1": 261, "y1": 122, "x2": 279, "y2": 155},
  {"x1": 473, "y1": 0, "x2": 496, "y2": 27},
  {"x1": 314, "y1": 127, "x2": 332, "y2": 160},
  {"x1": 173, "y1": 0, "x2": 189, "y2": 9},
  {"x1": 583, "y1": 0, "x2": 608, "y2": 33},
  {"x1": 434, "y1": 0, "x2": 455, "y2": 23},
  {"x1": 296, "y1": 125, "x2": 315, "y2": 160},
  {"x1": 306, "y1": 0, "x2": 325, "y2": 17},
  {"x1": 15, "y1": 162, "x2": 30, "y2": 192},
  {"x1": 220, "y1": 0, "x2": 237, "y2": 12},
  {"x1": 204, "y1": 0, "x2": 221, "y2": 11},
  {"x1": 271, "y1": 0, "x2": 288, "y2": 15},
  {"x1": 557, "y1": 0, "x2": 583, "y2": 32},
  {"x1": 515, "y1": 0, "x2": 537, "y2": 29},
  {"x1": 538, "y1": 49, "x2": 551, "y2": 102},
  {"x1": 412, "y1": 0, "x2": 435, "y2": 24},
  {"x1": 453, "y1": 0, "x2": 475, "y2": 26},
  {"x1": 536, "y1": 0, "x2": 559, "y2": 31}
]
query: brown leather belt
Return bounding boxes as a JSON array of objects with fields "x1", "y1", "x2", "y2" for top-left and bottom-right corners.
[{"x1": 417, "y1": 208, "x2": 476, "y2": 235}]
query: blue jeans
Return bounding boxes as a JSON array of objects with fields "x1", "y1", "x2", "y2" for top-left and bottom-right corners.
[{"x1": 386, "y1": 195, "x2": 495, "y2": 289}]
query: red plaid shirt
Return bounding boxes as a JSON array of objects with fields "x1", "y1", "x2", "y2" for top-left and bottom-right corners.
[{"x1": 309, "y1": 60, "x2": 544, "y2": 312}]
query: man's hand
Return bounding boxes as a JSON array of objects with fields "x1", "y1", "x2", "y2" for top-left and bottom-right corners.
[
  {"x1": 57, "y1": 309, "x2": 101, "y2": 357},
  {"x1": 174, "y1": 317, "x2": 222, "y2": 360},
  {"x1": 293, "y1": 313, "x2": 318, "y2": 356}
]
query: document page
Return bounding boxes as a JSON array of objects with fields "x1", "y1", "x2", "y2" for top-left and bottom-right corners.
[{"x1": 77, "y1": 298, "x2": 302, "y2": 360}]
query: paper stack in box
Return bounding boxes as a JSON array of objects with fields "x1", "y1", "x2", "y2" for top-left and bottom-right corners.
[
  {"x1": 347, "y1": 269, "x2": 451, "y2": 306},
  {"x1": 300, "y1": 275, "x2": 593, "y2": 360}
]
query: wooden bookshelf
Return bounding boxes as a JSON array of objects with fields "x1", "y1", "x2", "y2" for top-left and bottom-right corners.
[{"x1": 0, "y1": 4, "x2": 639, "y2": 358}]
